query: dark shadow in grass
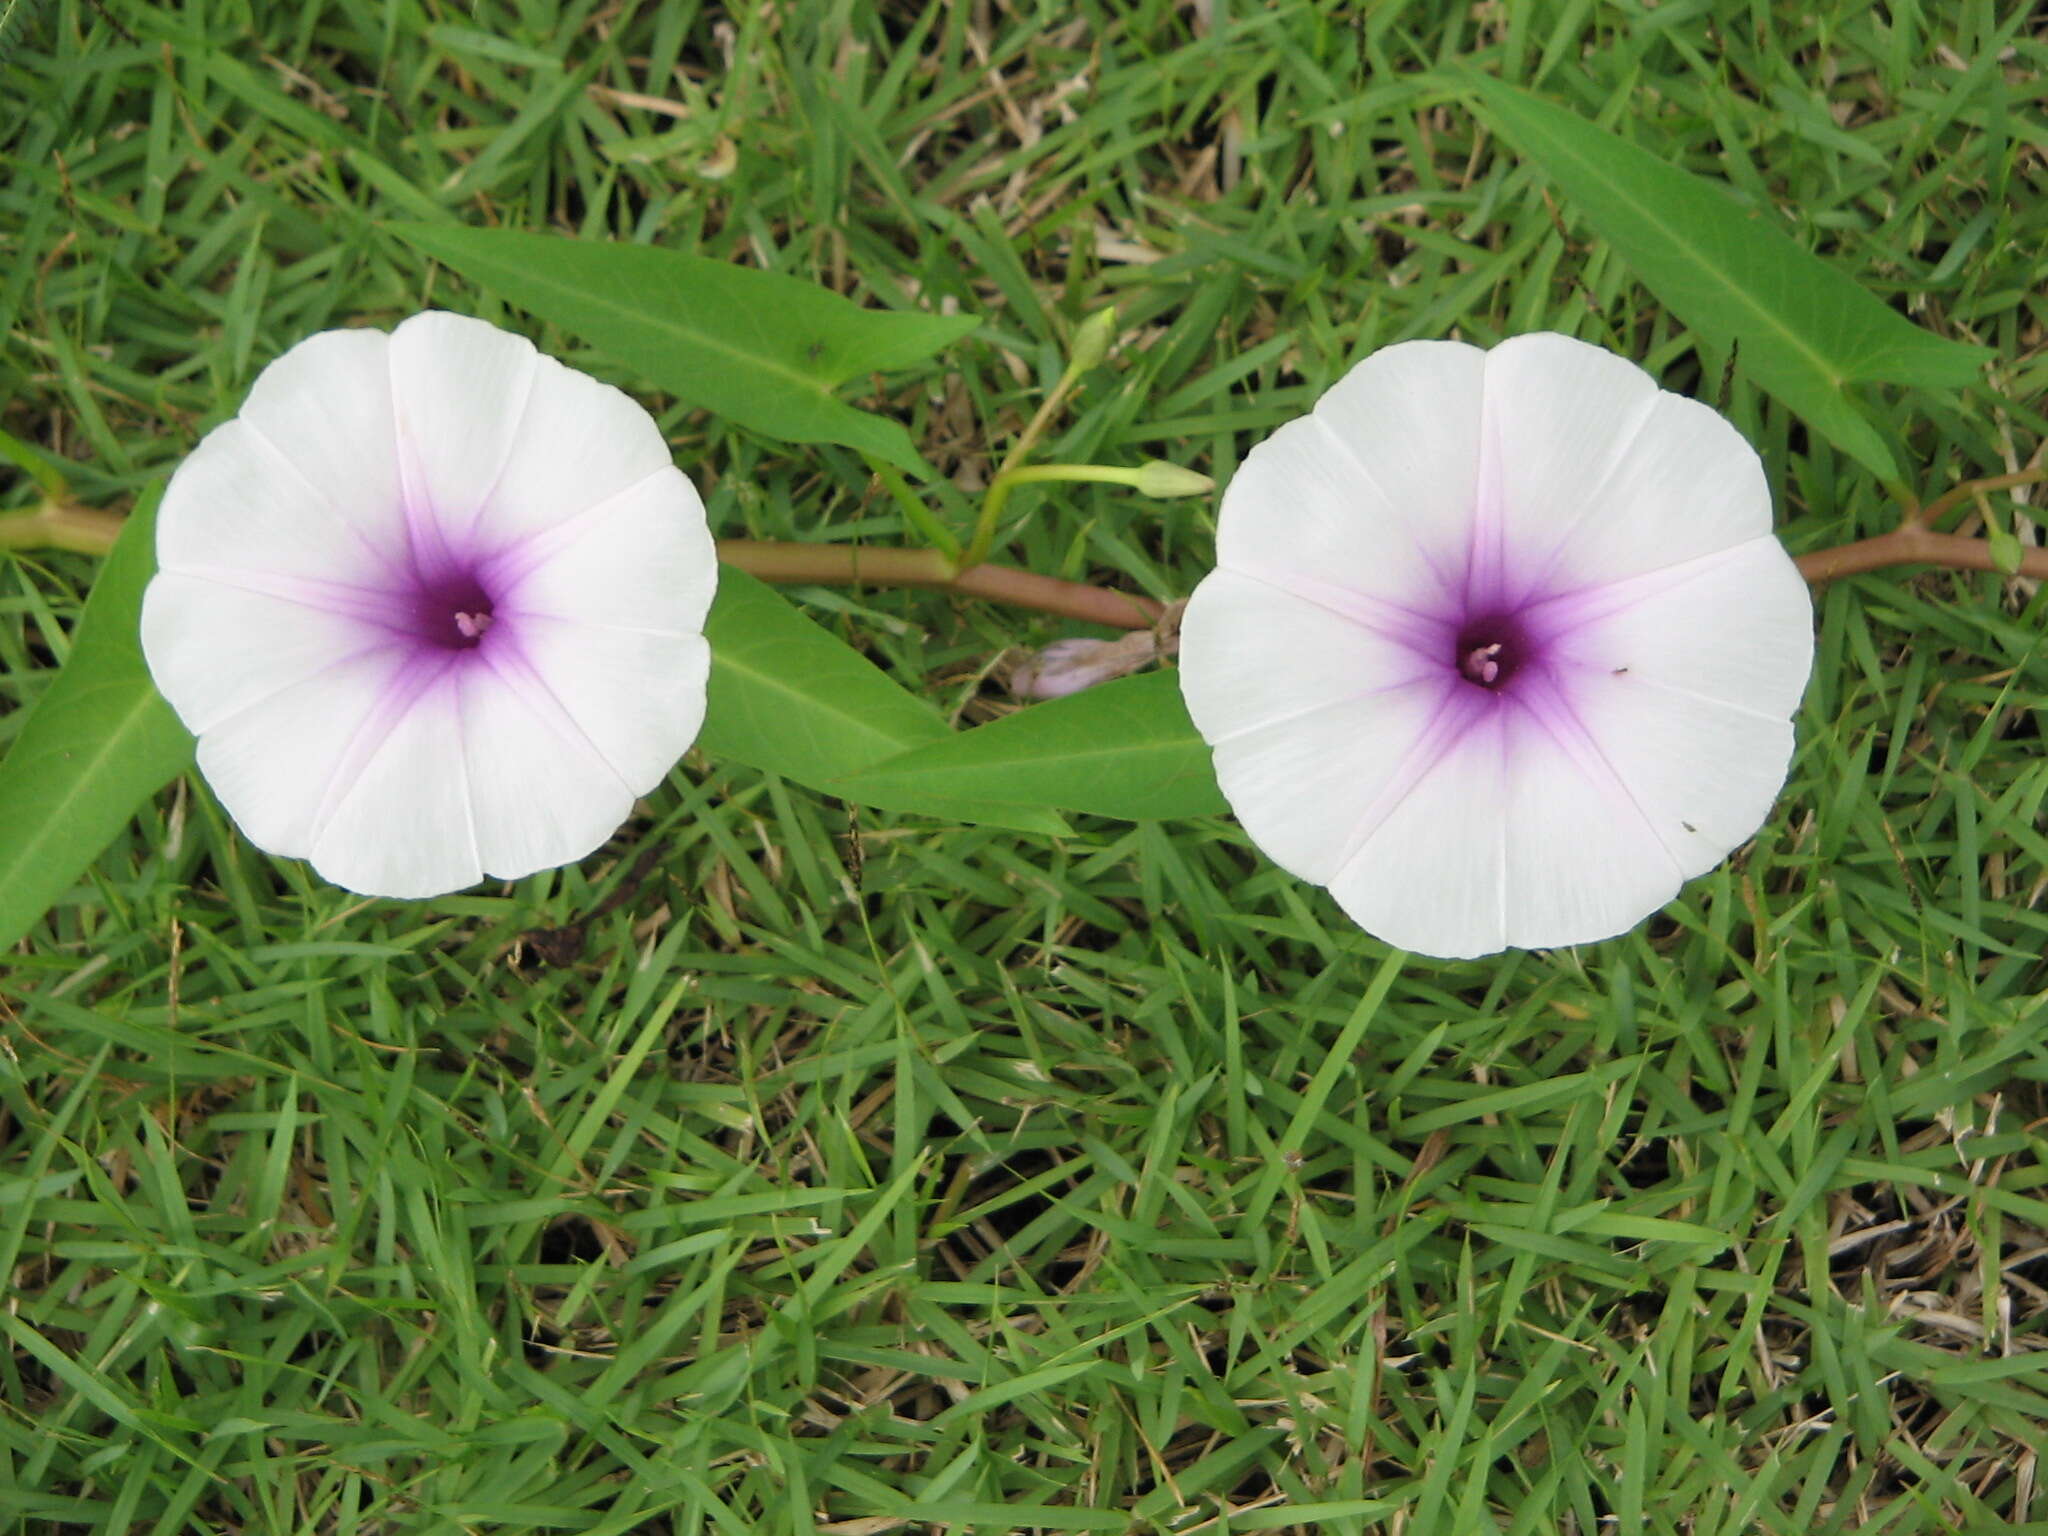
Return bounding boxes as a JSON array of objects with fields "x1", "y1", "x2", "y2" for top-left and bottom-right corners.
[
  {"x1": 520, "y1": 843, "x2": 669, "y2": 967},
  {"x1": 539, "y1": 1215, "x2": 609, "y2": 1266},
  {"x1": 522, "y1": 1318, "x2": 564, "y2": 1368}
]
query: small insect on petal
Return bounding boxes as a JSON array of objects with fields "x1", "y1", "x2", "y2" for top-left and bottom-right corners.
[
  {"x1": 1178, "y1": 333, "x2": 1814, "y2": 959},
  {"x1": 141, "y1": 311, "x2": 719, "y2": 899}
]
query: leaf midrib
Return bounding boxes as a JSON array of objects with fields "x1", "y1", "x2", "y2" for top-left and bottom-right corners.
[
  {"x1": 409, "y1": 231, "x2": 840, "y2": 402},
  {"x1": 842, "y1": 730, "x2": 1203, "y2": 784},
  {"x1": 709, "y1": 649, "x2": 940, "y2": 768},
  {"x1": 0, "y1": 683, "x2": 188, "y2": 937},
  {"x1": 1497, "y1": 88, "x2": 1859, "y2": 391}
]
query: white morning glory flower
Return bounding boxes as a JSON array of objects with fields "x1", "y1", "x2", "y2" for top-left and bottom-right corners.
[
  {"x1": 1179, "y1": 333, "x2": 1813, "y2": 959},
  {"x1": 141, "y1": 312, "x2": 716, "y2": 899}
]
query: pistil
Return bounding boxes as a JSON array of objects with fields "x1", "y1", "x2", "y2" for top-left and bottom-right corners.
[{"x1": 1461, "y1": 641, "x2": 1503, "y2": 686}]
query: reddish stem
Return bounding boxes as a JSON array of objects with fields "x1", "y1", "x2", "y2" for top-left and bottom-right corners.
[
  {"x1": 1795, "y1": 524, "x2": 2048, "y2": 585},
  {"x1": 1908, "y1": 467, "x2": 2047, "y2": 530},
  {"x1": 717, "y1": 540, "x2": 1163, "y2": 628},
  {"x1": 9, "y1": 504, "x2": 2042, "y2": 629}
]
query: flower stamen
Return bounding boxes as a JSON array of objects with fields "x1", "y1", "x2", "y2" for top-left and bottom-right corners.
[
  {"x1": 411, "y1": 571, "x2": 498, "y2": 650},
  {"x1": 1461, "y1": 641, "x2": 1503, "y2": 686}
]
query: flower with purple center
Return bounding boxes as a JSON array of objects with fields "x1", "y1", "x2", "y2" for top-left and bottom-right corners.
[
  {"x1": 1179, "y1": 333, "x2": 1814, "y2": 959},
  {"x1": 141, "y1": 311, "x2": 716, "y2": 899}
]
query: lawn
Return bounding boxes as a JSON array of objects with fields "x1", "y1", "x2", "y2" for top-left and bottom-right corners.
[{"x1": 4, "y1": 0, "x2": 2048, "y2": 1531}]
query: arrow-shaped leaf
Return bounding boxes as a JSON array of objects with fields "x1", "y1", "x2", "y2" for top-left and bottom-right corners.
[
  {"x1": 391, "y1": 224, "x2": 976, "y2": 475},
  {"x1": 0, "y1": 491, "x2": 194, "y2": 953},
  {"x1": 1471, "y1": 77, "x2": 1991, "y2": 480},
  {"x1": 830, "y1": 669, "x2": 1225, "y2": 821},
  {"x1": 698, "y1": 568, "x2": 1068, "y2": 835}
]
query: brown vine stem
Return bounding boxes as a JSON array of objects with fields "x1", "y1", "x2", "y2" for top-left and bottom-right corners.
[
  {"x1": 1907, "y1": 467, "x2": 2047, "y2": 531},
  {"x1": 1794, "y1": 525, "x2": 2048, "y2": 584},
  {"x1": 717, "y1": 540, "x2": 1163, "y2": 628},
  {"x1": 8, "y1": 478, "x2": 2047, "y2": 624},
  {"x1": 1798, "y1": 465, "x2": 2048, "y2": 584}
]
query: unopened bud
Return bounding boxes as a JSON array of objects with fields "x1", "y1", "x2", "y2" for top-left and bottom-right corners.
[
  {"x1": 1988, "y1": 519, "x2": 2025, "y2": 576},
  {"x1": 1135, "y1": 459, "x2": 1214, "y2": 499},
  {"x1": 1009, "y1": 631, "x2": 1159, "y2": 700},
  {"x1": 1068, "y1": 307, "x2": 1118, "y2": 373}
]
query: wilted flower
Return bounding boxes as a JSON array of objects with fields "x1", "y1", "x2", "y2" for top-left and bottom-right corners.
[
  {"x1": 142, "y1": 312, "x2": 716, "y2": 898},
  {"x1": 1010, "y1": 635, "x2": 1150, "y2": 700},
  {"x1": 1179, "y1": 333, "x2": 1813, "y2": 959},
  {"x1": 1009, "y1": 603, "x2": 1183, "y2": 700}
]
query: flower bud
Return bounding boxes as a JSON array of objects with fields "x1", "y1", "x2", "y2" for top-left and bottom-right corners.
[
  {"x1": 1135, "y1": 459, "x2": 1214, "y2": 499},
  {"x1": 1009, "y1": 631, "x2": 1159, "y2": 700},
  {"x1": 1067, "y1": 307, "x2": 1119, "y2": 374},
  {"x1": 1988, "y1": 519, "x2": 2025, "y2": 575}
]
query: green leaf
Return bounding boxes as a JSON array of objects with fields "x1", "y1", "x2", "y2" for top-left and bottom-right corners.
[
  {"x1": 389, "y1": 225, "x2": 976, "y2": 475},
  {"x1": 698, "y1": 568, "x2": 1068, "y2": 835},
  {"x1": 1470, "y1": 77, "x2": 1992, "y2": 480},
  {"x1": 0, "y1": 491, "x2": 194, "y2": 952},
  {"x1": 830, "y1": 670, "x2": 1226, "y2": 821}
]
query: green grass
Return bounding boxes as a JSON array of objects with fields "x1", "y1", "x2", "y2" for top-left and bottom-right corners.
[{"x1": 4, "y1": 0, "x2": 2048, "y2": 1531}]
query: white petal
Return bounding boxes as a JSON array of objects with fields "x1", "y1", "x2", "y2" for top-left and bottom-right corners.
[
  {"x1": 141, "y1": 573, "x2": 399, "y2": 736},
  {"x1": 307, "y1": 665, "x2": 483, "y2": 898},
  {"x1": 1498, "y1": 675, "x2": 1685, "y2": 949},
  {"x1": 234, "y1": 327, "x2": 409, "y2": 560},
  {"x1": 1181, "y1": 567, "x2": 1449, "y2": 730},
  {"x1": 1325, "y1": 702, "x2": 1509, "y2": 959},
  {"x1": 1224, "y1": 340, "x2": 1486, "y2": 605},
  {"x1": 473, "y1": 353, "x2": 678, "y2": 553},
  {"x1": 1200, "y1": 674, "x2": 1455, "y2": 893},
  {"x1": 1217, "y1": 425, "x2": 1456, "y2": 612},
  {"x1": 1536, "y1": 538, "x2": 1811, "y2": 881},
  {"x1": 1482, "y1": 333, "x2": 1772, "y2": 600},
  {"x1": 504, "y1": 620, "x2": 710, "y2": 793},
  {"x1": 387, "y1": 312, "x2": 541, "y2": 560},
  {"x1": 1179, "y1": 567, "x2": 1448, "y2": 876},
  {"x1": 192, "y1": 649, "x2": 415, "y2": 865},
  {"x1": 1538, "y1": 537, "x2": 1814, "y2": 720},
  {"x1": 156, "y1": 418, "x2": 400, "y2": 589},
  {"x1": 1182, "y1": 567, "x2": 1459, "y2": 885},
  {"x1": 1558, "y1": 672, "x2": 1796, "y2": 882},
  {"x1": 492, "y1": 466, "x2": 717, "y2": 634},
  {"x1": 454, "y1": 660, "x2": 639, "y2": 882}
]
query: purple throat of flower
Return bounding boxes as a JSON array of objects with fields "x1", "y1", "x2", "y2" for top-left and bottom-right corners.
[
  {"x1": 1454, "y1": 612, "x2": 1534, "y2": 690},
  {"x1": 291, "y1": 528, "x2": 528, "y2": 672},
  {"x1": 1416, "y1": 575, "x2": 1623, "y2": 739},
  {"x1": 412, "y1": 570, "x2": 499, "y2": 651}
]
